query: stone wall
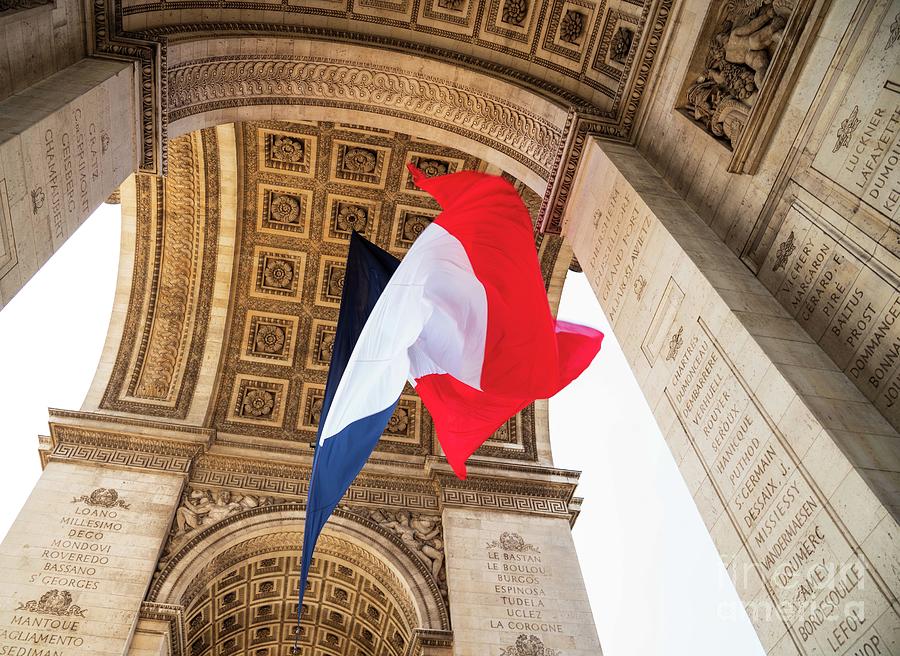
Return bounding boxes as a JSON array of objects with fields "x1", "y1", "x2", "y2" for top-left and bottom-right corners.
[
  {"x1": 0, "y1": 58, "x2": 137, "y2": 310},
  {"x1": 0, "y1": 0, "x2": 87, "y2": 101},
  {"x1": 0, "y1": 460, "x2": 183, "y2": 656},
  {"x1": 565, "y1": 138, "x2": 899, "y2": 656},
  {"x1": 443, "y1": 507, "x2": 601, "y2": 655}
]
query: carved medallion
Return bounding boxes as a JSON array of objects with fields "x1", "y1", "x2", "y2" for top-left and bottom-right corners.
[
  {"x1": 30, "y1": 188, "x2": 44, "y2": 215},
  {"x1": 832, "y1": 105, "x2": 860, "y2": 153},
  {"x1": 665, "y1": 326, "x2": 684, "y2": 362},
  {"x1": 72, "y1": 487, "x2": 130, "y2": 509},
  {"x1": 499, "y1": 634, "x2": 560, "y2": 656},
  {"x1": 16, "y1": 590, "x2": 87, "y2": 617},
  {"x1": 633, "y1": 275, "x2": 647, "y2": 300},
  {"x1": 772, "y1": 230, "x2": 796, "y2": 272},
  {"x1": 486, "y1": 531, "x2": 540, "y2": 553}
]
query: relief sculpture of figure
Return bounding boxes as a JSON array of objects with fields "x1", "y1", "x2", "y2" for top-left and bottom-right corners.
[
  {"x1": 354, "y1": 507, "x2": 446, "y2": 585},
  {"x1": 175, "y1": 489, "x2": 212, "y2": 533},
  {"x1": 411, "y1": 515, "x2": 445, "y2": 581},
  {"x1": 684, "y1": 0, "x2": 794, "y2": 147},
  {"x1": 722, "y1": 4, "x2": 787, "y2": 90},
  {"x1": 164, "y1": 488, "x2": 277, "y2": 561}
]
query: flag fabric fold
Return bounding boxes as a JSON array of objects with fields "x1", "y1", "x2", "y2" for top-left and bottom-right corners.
[
  {"x1": 297, "y1": 231, "x2": 400, "y2": 614},
  {"x1": 298, "y1": 166, "x2": 603, "y2": 620},
  {"x1": 404, "y1": 165, "x2": 604, "y2": 477}
]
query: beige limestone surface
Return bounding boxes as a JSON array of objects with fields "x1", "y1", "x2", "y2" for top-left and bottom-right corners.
[
  {"x1": 565, "y1": 138, "x2": 900, "y2": 656},
  {"x1": 443, "y1": 507, "x2": 602, "y2": 656},
  {"x1": 0, "y1": 461, "x2": 183, "y2": 656},
  {"x1": 0, "y1": 58, "x2": 137, "y2": 310}
]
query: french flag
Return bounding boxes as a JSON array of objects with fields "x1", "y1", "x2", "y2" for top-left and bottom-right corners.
[
  {"x1": 315, "y1": 166, "x2": 603, "y2": 480},
  {"x1": 297, "y1": 167, "x2": 603, "y2": 615}
]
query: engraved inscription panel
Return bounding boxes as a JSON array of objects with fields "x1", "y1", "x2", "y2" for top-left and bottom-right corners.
[
  {"x1": 565, "y1": 140, "x2": 900, "y2": 656},
  {"x1": 444, "y1": 509, "x2": 601, "y2": 655},
  {"x1": 0, "y1": 462, "x2": 182, "y2": 656},
  {"x1": 759, "y1": 203, "x2": 900, "y2": 429},
  {"x1": 813, "y1": 13, "x2": 900, "y2": 222},
  {"x1": 665, "y1": 320, "x2": 899, "y2": 655}
]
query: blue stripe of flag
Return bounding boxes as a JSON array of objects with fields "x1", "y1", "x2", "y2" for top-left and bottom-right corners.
[{"x1": 296, "y1": 231, "x2": 401, "y2": 621}]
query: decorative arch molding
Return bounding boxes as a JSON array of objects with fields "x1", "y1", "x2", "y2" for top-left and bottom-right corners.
[
  {"x1": 82, "y1": 123, "x2": 240, "y2": 425},
  {"x1": 164, "y1": 37, "x2": 572, "y2": 193},
  {"x1": 148, "y1": 504, "x2": 451, "y2": 632}
]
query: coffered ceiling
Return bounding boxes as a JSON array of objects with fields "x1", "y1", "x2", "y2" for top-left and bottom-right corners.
[
  {"x1": 97, "y1": 120, "x2": 565, "y2": 466},
  {"x1": 123, "y1": 0, "x2": 669, "y2": 115}
]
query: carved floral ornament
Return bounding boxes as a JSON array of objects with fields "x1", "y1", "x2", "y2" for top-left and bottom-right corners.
[
  {"x1": 610, "y1": 27, "x2": 635, "y2": 65},
  {"x1": 683, "y1": 0, "x2": 798, "y2": 150},
  {"x1": 270, "y1": 135, "x2": 304, "y2": 163},
  {"x1": 17, "y1": 590, "x2": 86, "y2": 617},
  {"x1": 502, "y1": 0, "x2": 528, "y2": 26},
  {"x1": 336, "y1": 202, "x2": 369, "y2": 232},
  {"x1": 254, "y1": 324, "x2": 285, "y2": 354},
  {"x1": 72, "y1": 487, "x2": 130, "y2": 509},
  {"x1": 342, "y1": 147, "x2": 378, "y2": 174},
  {"x1": 560, "y1": 9, "x2": 587, "y2": 44},
  {"x1": 269, "y1": 194, "x2": 301, "y2": 224},
  {"x1": 486, "y1": 531, "x2": 540, "y2": 553},
  {"x1": 263, "y1": 258, "x2": 294, "y2": 289},
  {"x1": 499, "y1": 634, "x2": 561, "y2": 656}
]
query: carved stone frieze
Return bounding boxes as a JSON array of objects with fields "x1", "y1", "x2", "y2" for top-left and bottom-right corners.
[
  {"x1": 341, "y1": 506, "x2": 448, "y2": 601},
  {"x1": 161, "y1": 486, "x2": 288, "y2": 560},
  {"x1": 435, "y1": 468, "x2": 578, "y2": 519},
  {"x1": 47, "y1": 424, "x2": 203, "y2": 474},
  {"x1": 190, "y1": 452, "x2": 443, "y2": 510},
  {"x1": 100, "y1": 129, "x2": 220, "y2": 419},
  {"x1": 678, "y1": 0, "x2": 821, "y2": 173},
  {"x1": 167, "y1": 59, "x2": 562, "y2": 179}
]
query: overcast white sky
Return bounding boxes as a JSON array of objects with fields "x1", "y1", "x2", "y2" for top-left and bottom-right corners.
[{"x1": 0, "y1": 204, "x2": 764, "y2": 655}]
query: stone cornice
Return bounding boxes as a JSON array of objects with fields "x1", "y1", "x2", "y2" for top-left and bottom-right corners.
[
  {"x1": 46, "y1": 414, "x2": 209, "y2": 475},
  {"x1": 138, "y1": 603, "x2": 185, "y2": 656},
  {"x1": 410, "y1": 628, "x2": 454, "y2": 655},
  {"x1": 44, "y1": 415, "x2": 582, "y2": 519}
]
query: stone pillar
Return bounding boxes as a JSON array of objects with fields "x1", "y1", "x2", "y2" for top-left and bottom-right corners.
[
  {"x1": 0, "y1": 460, "x2": 183, "y2": 656},
  {"x1": 442, "y1": 507, "x2": 601, "y2": 655},
  {"x1": 564, "y1": 138, "x2": 900, "y2": 655},
  {"x1": 0, "y1": 56, "x2": 137, "y2": 309}
]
